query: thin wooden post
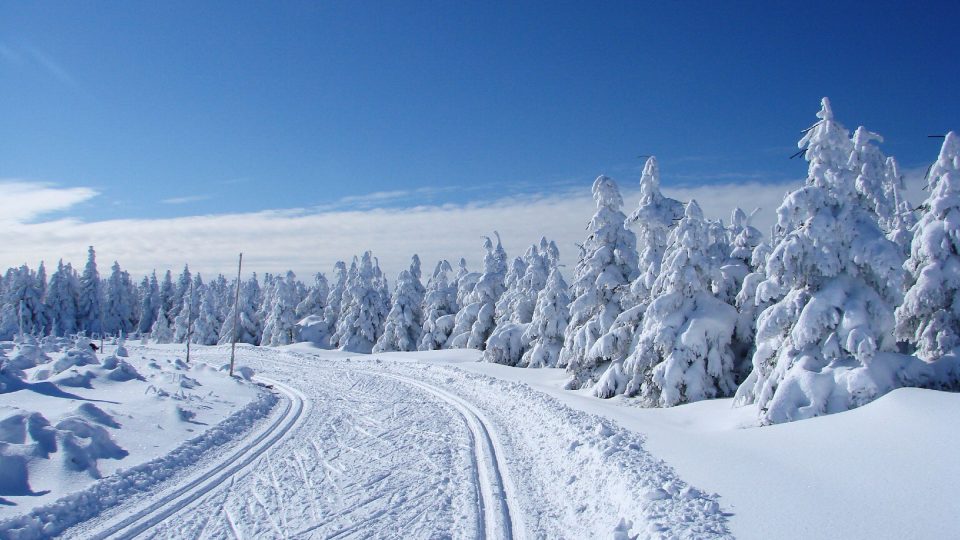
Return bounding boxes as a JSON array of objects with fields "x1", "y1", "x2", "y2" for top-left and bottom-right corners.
[
  {"x1": 229, "y1": 253, "x2": 243, "y2": 377},
  {"x1": 186, "y1": 279, "x2": 194, "y2": 363},
  {"x1": 18, "y1": 300, "x2": 24, "y2": 338}
]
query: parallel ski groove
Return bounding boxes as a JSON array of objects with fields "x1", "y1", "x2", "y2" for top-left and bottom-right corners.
[
  {"x1": 87, "y1": 377, "x2": 305, "y2": 540},
  {"x1": 360, "y1": 369, "x2": 525, "y2": 540}
]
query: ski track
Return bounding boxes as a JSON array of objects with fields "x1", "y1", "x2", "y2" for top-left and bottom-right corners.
[
  {"x1": 140, "y1": 348, "x2": 482, "y2": 540},
  {"x1": 39, "y1": 345, "x2": 732, "y2": 539},
  {"x1": 79, "y1": 375, "x2": 305, "y2": 540}
]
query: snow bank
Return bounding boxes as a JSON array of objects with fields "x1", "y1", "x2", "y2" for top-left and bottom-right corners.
[{"x1": 0, "y1": 389, "x2": 277, "y2": 539}]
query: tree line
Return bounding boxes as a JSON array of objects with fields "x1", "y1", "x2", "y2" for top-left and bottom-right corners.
[{"x1": 3, "y1": 98, "x2": 958, "y2": 424}]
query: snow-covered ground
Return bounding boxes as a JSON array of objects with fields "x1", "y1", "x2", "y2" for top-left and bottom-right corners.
[
  {"x1": 0, "y1": 338, "x2": 270, "y2": 537},
  {"x1": 2, "y1": 341, "x2": 957, "y2": 538},
  {"x1": 403, "y1": 349, "x2": 960, "y2": 539}
]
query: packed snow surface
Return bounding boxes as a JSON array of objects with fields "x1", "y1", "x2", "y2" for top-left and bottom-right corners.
[
  {"x1": 2, "y1": 341, "x2": 956, "y2": 538},
  {"x1": 0, "y1": 338, "x2": 267, "y2": 536}
]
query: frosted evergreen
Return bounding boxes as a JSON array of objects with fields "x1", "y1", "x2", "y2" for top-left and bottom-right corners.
[
  {"x1": 448, "y1": 234, "x2": 508, "y2": 350},
  {"x1": 521, "y1": 268, "x2": 570, "y2": 368},
  {"x1": 896, "y1": 132, "x2": 960, "y2": 360},
  {"x1": 560, "y1": 176, "x2": 639, "y2": 389},
  {"x1": 734, "y1": 98, "x2": 909, "y2": 424},
  {"x1": 45, "y1": 260, "x2": 79, "y2": 337},
  {"x1": 77, "y1": 247, "x2": 103, "y2": 336},
  {"x1": 374, "y1": 256, "x2": 426, "y2": 352},
  {"x1": 334, "y1": 252, "x2": 389, "y2": 353},
  {"x1": 418, "y1": 260, "x2": 458, "y2": 351},
  {"x1": 603, "y1": 200, "x2": 737, "y2": 404},
  {"x1": 261, "y1": 271, "x2": 300, "y2": 346}
]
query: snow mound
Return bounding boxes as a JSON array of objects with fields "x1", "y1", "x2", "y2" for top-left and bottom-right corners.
[
  {"x1": 0, "y1": 390, "x2": 278, "y2": 539},
  {"x1": 8, "y1": 341, "x2": 49, "y2": 370},
  {"x1": 54, "y1": 416, "x2": 128, "y2": 476},
  {"x1": 50, "y1": 369, "x2": 96, "y2": 388},
  {"x1": 52, "y1": 347, "x2": 99, "y2": 375},
  {"x1": 74, "y1": 403, "x2": 120, "y2": 428},
  {"x1": 103, "y1": 358, "x2": 143, "y2": 382}
]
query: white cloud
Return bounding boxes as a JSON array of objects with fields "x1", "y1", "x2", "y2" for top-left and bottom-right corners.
[
  {"x1": 0, "y1": 178, "x2": 797, "y2": 281},
  {"x1": 160, "y1": 194, "x2": 212, "y2": 205},
  {"x1": 0, "y1": 180, "x2": 98, "y2": 224}
]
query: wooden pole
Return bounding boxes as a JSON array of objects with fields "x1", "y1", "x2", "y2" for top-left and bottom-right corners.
[
  {"x1": 229, "y1": 253, "x2": 243, "y2": 377},
  {"x1": 186, "y1": 279, "x2": 194, "y2": 363},
  {"x1": 18, "y1": 300, "x2": 24, "y2": 338}
]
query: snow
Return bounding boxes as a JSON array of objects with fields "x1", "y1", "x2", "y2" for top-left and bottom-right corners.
[
  {"x1": 0, "y1": 339, "x2": 955, "y2": 538},
  {"x1": 0, "y1": 339, "x2": 267, "y2": 534},
  {"x1": 389, "y1": 347, "x2": 960, "y2": 540}
]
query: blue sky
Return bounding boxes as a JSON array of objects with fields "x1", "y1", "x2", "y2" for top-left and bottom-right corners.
[{"x1": 0, "y1": 1, "x2": 957, "y2": 277}]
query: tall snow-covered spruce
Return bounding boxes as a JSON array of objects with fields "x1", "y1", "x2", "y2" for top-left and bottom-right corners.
[
  {"x1": 521, "y1": 268, "x2": 570, "y2": 368},
  {"x1": 334, "y1": 252, "x2": 389, "y2": 353},
  {"x1": 261, "y1": 271, "x2": 300, "y2": 346},
  {"x1": 447, "y1": 235, "x2": 507, "y2": 350},
  {"x1": 896, "y1": 132, "x2": 960, "y2": 361},
  {"x1": 605, "y1": 200, "x2": 737, "y2": 404},
  {"x1": 484, "y1": 238, "x2": 557, "y2": 365},
  {"x1": 418, "y1": 260, "x2": 458, "y2": 351},
  {"x1": 734, "y1": 98, "x2": 911, "y2": 424},
  {"x1": 590, "y1": 158, "x2": 682, "y2": 390},
  {"x1": 560, "y1": 175, "x2": 638, "y2": 389},
  {"x1": 373, "y1": 255, "x2": 425, "y2": 352}
]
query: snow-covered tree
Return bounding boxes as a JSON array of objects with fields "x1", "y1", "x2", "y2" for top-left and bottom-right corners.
[
  {"x1": 448, "y1": 234, "x2": 508, "y2": 350},
  {"x1": 374, "y1": 256, "x2": 425, "y2": 352},
  {"x1": 732, "y1": 241, "x2": 773, "y2": 381},
  {"x1": 896, "y1": 132, "x2": 960, "y2": 360},
  {"x1": 485, "y1": 239, "x2": 556, "y2": 365},
  {"x1": 559, "y1": 176, "x2": 639, "y2": 389},
  {"x1": 159, "y1": 270, "x2": 176, "y2": 317},
  {"x1": 171, "y1": 265, "x2": 192, "y2": 319},
  {"x1": 848, "y1": 126, "x2": 898, "y2": 234},
  {"x1": 296, "y1": 273, "x2": 329, "y2": 319},
  {"x1": 77, "y1": 246, "x2": 103, "y2": 336},
  {"x1": 173, "y1": 274, "x2": 203, "y2": 343},
  {"x1": 625, "y1": 157, "x2": 684, "y2": 305},
  {"x1": 419, "y1": 260, "x2": 458, "y2": 351},
  {"x1": 137, "y1": 272, "x2": 161, "y2": 334},
  {"x1": 335, "y1": 252, "x2": 390, "y2": 353},
  {"x1": 0, "y1": 265, "x2": 47, "y2": 338},
  {"x1": 589, "y1": 159, "x2": 682, "y2": 378},
  {"x1": 261, "y1": 271, "x2": 300, "y2": 346},
  {"x1": 520, "y1": 268, "x2": 570, "y2": 368},
  {"x1": 45, "y1": 260, "x2": 79, "y2": 337},
  {"x1": 320, "y1": 262, "x2": 348, "y2": 347},
  {"x1": 192, "y1": 285, "x2": 222, "y2": 345},
  {"x1": 734, "y1": 98, "x2": 908, "y2": 424},
  {"x1": 103, "y1": 262, "x2": 137, "y2": 336},
  {"x1": 883, "y1": 157, "x2": 918, "y2": 258},
  {"x1": 604, "y1": 200, "x2": 737, "y2": 404},
  {"x1": 717, "y1": 208, "x2": 763, "y2": 305},
  {"x1": 218, "y1": 276, "x2": 262, "y2": 345},
  {"x1": 454, "y1": 258, "x2": 480, "y2": 309},
  {"x1": 150, "y1": 308, "x2": 174, "y2": 344}
]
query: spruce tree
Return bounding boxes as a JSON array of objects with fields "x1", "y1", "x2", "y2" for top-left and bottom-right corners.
[
  {"x1": 419, "y1": 260, "x2": 458, "y2": 351},
  {"x1": 734, "y1": 99, "x2": 907, "y2": 424},
  {"x1": 612, "y1": 201, "x2": 738, "y2": 404},
  {"x1": 374, "y1": 256, "x2": 426, "y2": 352},
  {"x1": 77, "y1": 246, "x2": 103, "y2": 336},
  {"x1": 896, "y1": 132, "x2": 960, "y2": 360},
  {"x1": 559, "y1": 176, "x2": 639, "y2": 389}
]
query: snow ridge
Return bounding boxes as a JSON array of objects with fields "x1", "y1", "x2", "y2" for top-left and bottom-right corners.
[{"x1": 0, "y1": 386, "x2": 278, "y2": 539}]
